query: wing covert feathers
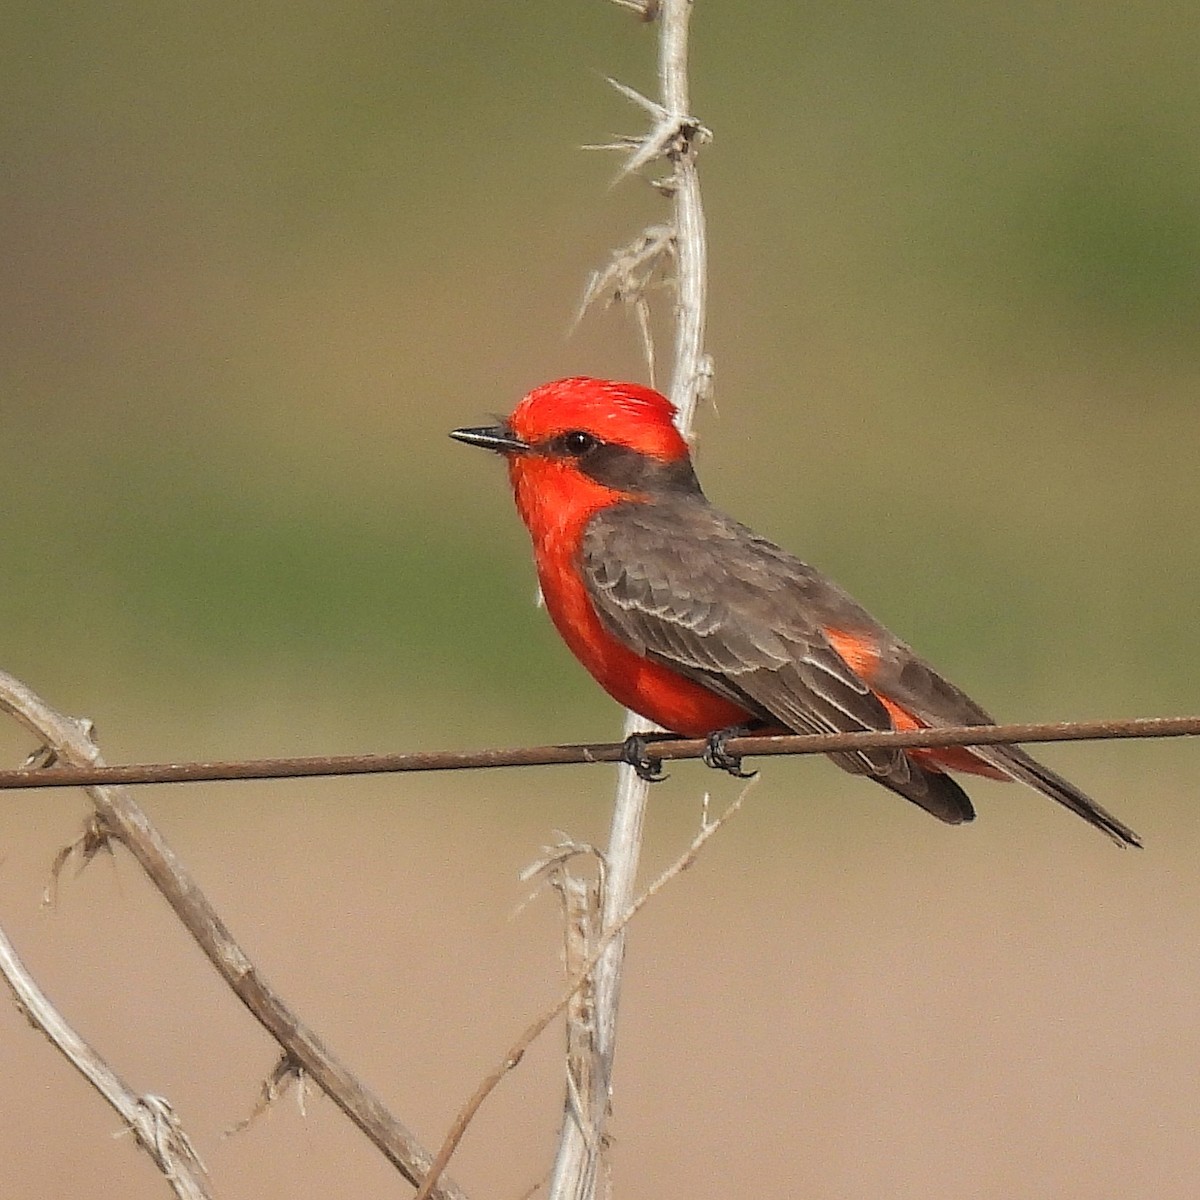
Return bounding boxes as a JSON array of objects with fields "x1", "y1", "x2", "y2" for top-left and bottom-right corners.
[{"x1": 581, "y1": 500, "x2": 913, "y2": 786}]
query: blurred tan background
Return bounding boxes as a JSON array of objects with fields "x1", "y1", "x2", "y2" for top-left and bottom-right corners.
[{"x1": 1, "y1": 2, "x2": 1198, "y2": 1196}]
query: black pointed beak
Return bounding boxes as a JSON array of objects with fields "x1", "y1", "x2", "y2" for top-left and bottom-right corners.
[{"x1": 449, "y1": 424, "x2": 530, "y2": 454}]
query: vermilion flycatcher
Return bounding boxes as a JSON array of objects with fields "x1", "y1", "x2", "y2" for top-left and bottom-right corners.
[{"x1": 451, "y1": 376, "x2": 1139, "y2": 847}]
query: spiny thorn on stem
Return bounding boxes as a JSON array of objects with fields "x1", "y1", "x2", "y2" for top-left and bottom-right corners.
[
  {"x1": 594, "y1": 76, "x2": 710, "y2": 181},
  {"x1": 575, "y1": 223, "x2": 676, "y2": 382},
  {"x1": 608, "y1": 0, "x2": 660, "y2": 20},
  {"x1": 604, "y1": 76, "x2": 666, "y2": 119}
]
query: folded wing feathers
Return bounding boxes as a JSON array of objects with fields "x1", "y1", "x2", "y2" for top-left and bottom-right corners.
[{"x1": 582, "y1": 500, "x2": 906, "y2": 778}]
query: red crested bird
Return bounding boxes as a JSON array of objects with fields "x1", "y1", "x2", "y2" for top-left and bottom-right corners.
[{"x1": 451, "y1": 376, "x2": 1140, "y2": 847}]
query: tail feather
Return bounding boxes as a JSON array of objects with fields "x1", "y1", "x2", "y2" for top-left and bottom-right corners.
[
  {"x1": 978, "y1": 745, "x2": 1142, "y2": 848},
  {"x1": 850, "y1": 743, "x2": 1141, "y2": 847}
]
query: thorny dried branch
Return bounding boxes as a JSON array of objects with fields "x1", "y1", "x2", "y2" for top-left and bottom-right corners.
[
  {"x1": 587, "y1": 76, "x2": 712, "y2": 183},
  {"x1": 576, "y1": 224, "x2": 676, "y2": 383},
  {"x1": 0, "y1": 667, "x2": 469, "y2": 1200},
  {"x1": 552, "y1": 3, "x2": 714, "y2": 1197}
]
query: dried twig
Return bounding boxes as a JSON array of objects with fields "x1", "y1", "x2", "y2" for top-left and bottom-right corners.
[
  {"x1": 413, "y1": 781, "x2": 755, "y2": 1200},
  {"x1": 0, "y1": 668, "x2": 469, "y2": 1200},
  {"x1": 224, "y1": 1054, "x2": 309, "y2": 1135},
  {"x1": 608, "y1": 0, "x2": 661, "y2": 20},
  {"x1": 0, "y1": 923, "x2": 211, "y2": 1200}
]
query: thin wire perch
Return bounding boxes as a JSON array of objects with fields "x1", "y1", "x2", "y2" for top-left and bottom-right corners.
[{"x1": 0, "y1": 714, "x2": 1194, "y2": 792}]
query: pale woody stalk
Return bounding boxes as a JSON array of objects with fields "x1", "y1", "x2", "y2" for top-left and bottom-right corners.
[{"x1": 549, "y1": 2, "x2": 712, "y2": 1196}]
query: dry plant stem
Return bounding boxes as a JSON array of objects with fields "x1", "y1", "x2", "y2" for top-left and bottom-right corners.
[
  {"x1": 0, "y1": 923, "x2": 211, "y2": 1200},
  {"x1": 550, "y1": 2, "x2": 710, "y2": 1198},
  {"x1": 0, "y1": 670, "x2": 469, "y2": 1200},
  {"x1": 414, "y1": 781, "x2": 754, "y2": 1200},
  {"x1": 660, "y1": 2, "x2": 709, "y2": 428}
]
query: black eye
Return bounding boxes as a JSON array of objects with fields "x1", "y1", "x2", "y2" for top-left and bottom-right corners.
[{"x1": 560, "y1": 430, "x2": 598, "y2": 456}]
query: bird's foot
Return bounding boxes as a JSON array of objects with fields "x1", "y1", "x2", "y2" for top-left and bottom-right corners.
[
  {"x1": 620, "y1": 733, "x2": 669, "y2": 783},
  {"x1": 703, "y1": 726, "x2": 758, "y2": 779}
]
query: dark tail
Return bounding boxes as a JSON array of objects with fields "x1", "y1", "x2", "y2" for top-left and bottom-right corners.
[
  {"x1": 867, "y1": 759, "x2": 977, "y2": 826},
  {"x1": 839, "y1": 744, "x2": 1139, "y2": 846},
  {"x1": 978, "y1": 745, "x2": 1142, "y2": 848}
]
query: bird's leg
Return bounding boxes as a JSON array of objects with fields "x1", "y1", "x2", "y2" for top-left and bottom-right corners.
[
  {"x1": 703, "y1": 725, "x2": 758, "y2": 779},
  {"x1": 619, "y1": 732, "x2": 672, "y2": 782}
]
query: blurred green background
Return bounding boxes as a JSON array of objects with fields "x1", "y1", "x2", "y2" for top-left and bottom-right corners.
[
  {"x1": 2, "y1": 3, "x2": 1199, "y2": 1198},
  {"x1": 3, "y1": 0, "x2": 1197, "y2": 756}
]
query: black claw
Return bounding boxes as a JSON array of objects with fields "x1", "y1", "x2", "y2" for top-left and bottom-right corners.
[
  {"x1": 620, "y1": 733, "x2": 669, "y2": 782},
  {"x1": 703, "y1": 726, "x2": 758, "y2": 779}
]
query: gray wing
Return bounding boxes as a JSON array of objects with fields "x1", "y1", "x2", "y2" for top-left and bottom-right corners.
[{"x1": 581, "y1": 498, "x2": 905, "y2": 780}]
